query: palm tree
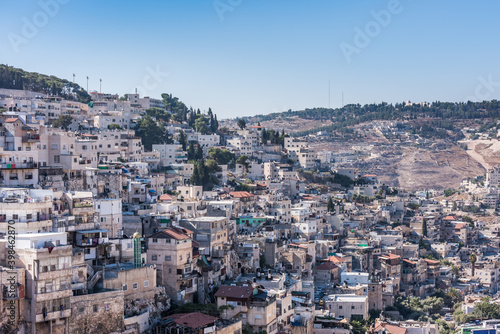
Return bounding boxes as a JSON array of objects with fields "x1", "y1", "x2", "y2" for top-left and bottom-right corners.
[{"x1": 469, "y1": 253, "x2": 477, "y2": 277}]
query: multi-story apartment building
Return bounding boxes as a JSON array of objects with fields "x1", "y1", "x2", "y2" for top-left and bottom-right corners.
[
  {"x1": 181, "y1": 216, "x2": 229, "y2": 256},
  {"x1": 0, "y1": 188, "x2": 54, "y2": 233},
  {"x1": 153, "y1": 144, "x2": 188, "y2": 166},
  {"x1": 14, "y1": 233, "x2": 73, "y2": 334},
  {"x1": 94, "y1": 198, "x2": 123, "y2": 238},
  {"x1": 146, "y1": 227, "x2": 198, "y2": 304},
  {"x1": 0, "y1": 117, "x2": 40, "y2": 187},
  {"x1": 324, "y1": 295, "x2": 369, "y2": 320},
  {"x1": 215, "y1": 285, "x2": 278, "y2": 334}
]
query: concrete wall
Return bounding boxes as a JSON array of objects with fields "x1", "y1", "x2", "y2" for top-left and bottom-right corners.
[{"x1": 69, "y1": 289, "x2": 125, "y2": 334}]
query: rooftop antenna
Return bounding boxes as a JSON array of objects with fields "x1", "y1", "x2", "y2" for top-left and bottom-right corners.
[
  {"x1": 328, "y1": 80, "x2": 331, "y2": 108},
  {"x1": 86, "y1": 76, "x2": 89, "y2": 92},
  {"x1": 100, "y1": 78, "x2": 102, "y2": 94}
]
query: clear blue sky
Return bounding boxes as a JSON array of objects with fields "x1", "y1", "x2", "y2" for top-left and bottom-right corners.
[{"x1": 1, "y1": 0, "x2": 500, "y2": 119}]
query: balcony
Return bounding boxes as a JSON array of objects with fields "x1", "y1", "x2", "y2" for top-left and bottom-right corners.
[
  {"x1": 35, "y1": 309, "x2": 71, "y2": 323},
  {"x1": 22, "y1": 135, "x2": 40, "y2": 142},
  {"x1": 185, "y1": 284, "x2": 197, "y2": 294},
  {"x1": 0, "y1": 162, "x2": 37, "y2": 169}
]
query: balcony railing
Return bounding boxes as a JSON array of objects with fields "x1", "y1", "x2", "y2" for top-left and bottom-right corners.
[
  {"x1": 22, "y1": 135, "x2": 40, "y2": 142},
  {"x1": 35, "y1": 309, "x2": 71, "y2": 323},
  {"x1": 0, "y1": 162, "x2": 37, "y2": 169}
]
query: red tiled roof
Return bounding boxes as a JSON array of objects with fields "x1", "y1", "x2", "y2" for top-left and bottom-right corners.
[
  {"x1": 327, "y1": 255, "x2": 345, "y2": 263},
  {"x1": 380, "y1": 253, "x2": 401, "y2": 260},
  {"x1": 362, "y1": 174, "x2": 377, "y2": 178},
  {"x1": 5, "y1": 118, "x2": 19, "y2": 123},
  {"x1": 403, "y1": 259, "x2": 416, "y2": 265},
  {"x1": 443, "y1": 215, "x2": 456, "y2": 221},
  {"x1": 229, "y1": 191, "x2": 254, "y2": 198},
  {"x1": 455, "y1": 222, "x2": 467, "y2": 229},
  {"x1": 314, "y1": 262, "x2": 338, "y2": 271},
  {"x1": 373, "y1": 322, "x2": 407, "y2": 334},
  {"x1": 159, "y1": 194, "x2": 173, "y2": 201},
  {"x1": 168, "y1": 312, "x2": 218, "y2": 329},
  {"x1": 249, "y1": 125, "x2": 264, "y2": 129},
  {"x1": 215, "y1": 285, "x2": 253, "y2": 299},
  {"x1": 424, "y1": 259, "x2": 440, "y2": 265},
  {"x1": 149, "y1": 227, "x2": 192, "y2": 240}
]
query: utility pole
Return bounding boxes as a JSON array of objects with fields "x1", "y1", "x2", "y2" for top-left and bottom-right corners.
[
  {"x1": 86, "y1": 76, "x2": 89, "y2": 92},
  {"x1": 328, "y1": 80, "x2": 330, "y2": 108},
  {"x1": 100, "y1": 78, "x2": 102, "y2": 94},
  {"x1": 72, "y1": 73, "x2": 75, "y2": 83}
]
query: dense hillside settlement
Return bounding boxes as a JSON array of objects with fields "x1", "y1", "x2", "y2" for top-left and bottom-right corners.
[{"x1": 3, "y1": 81, "x2": 500, "y2": 334}]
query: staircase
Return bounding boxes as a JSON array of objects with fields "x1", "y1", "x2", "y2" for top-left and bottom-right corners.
[
  {"x1": 87, "y1": 271, "x2": 102, "y2": 290},
  {"x1": 86, "y1": 264, "x2": 95, "y2": 277}
]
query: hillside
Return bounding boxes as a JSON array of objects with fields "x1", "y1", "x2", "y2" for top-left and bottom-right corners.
[
  {"x1": 248, "y1": 101, "x2": 500, "y2": 138},
  {"x1": 0, "y1": 64, "x2": 91, "y2": 103}
]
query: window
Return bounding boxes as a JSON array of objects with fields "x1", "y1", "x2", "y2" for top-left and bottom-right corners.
[
  {"x1": 144, "y1": 280, "x2": 149, "y2": 288},
  {"x1": 12, "y1": 214, "x2": 18, "y2": 220},
  {"x1": 351, "y1": 306, "x2": 355, "y2": 309},
  {"x1": 132, "y1": 283, "x2": 138, "y2": 290},
  {"x1": 339, "y1": 306, "x2": 342, "y2": 309},
  {"x1": 54, "y1": 155, "x2": 60, "y2": 163},
  {"x1": 152, "y1": 255, "x2": 157, "y2": 261},
  {"x1": 27, "y1": 214, "x2": 32, "y2": 220},
  {"x1": 104, "y1": 304, "x2": 109, "y2": 311},
  {"x1": 152, "y1": 238, "x2": 158, "y2": 243},
  {"x1": 93, "y1": 305, "x2": 98, "y2": 312},
  {"x1": 123, "y1": 284, "x2": 128, "y2": 291},
  {"x1": 79, "y1": 306, "x2": 85, "y2": 313},
  {"x1": 165, "y1": 256, "x2": 171, "y2": 261}
]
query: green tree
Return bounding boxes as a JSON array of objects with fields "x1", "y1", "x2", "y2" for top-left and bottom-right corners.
[
  {"x1": 469, "y1": 253, "x2": 477, "y2": 277},
  {"x1": 236, "y1": 155, "x2": 250, "y2": 170},
  {"x1": 190, "y1": 163, "x2": 201, "y2": 186},
  {"x1": 327, "y1": 197, "x2": 334, "y2": 212},
  {"x1": 195, "y1": 115, "x2": 210, "y2": 134},
  {"x1": 187, "y1": 143, "x2": 196, "y2": 160},
  {"x1": 237, "y1": 118, "x2": 246, "y2": 130},
  {"x1": 178, "y1": 131, "x2": 187, "y2": 151},
  {"x1": 473, "y1": 297, "x2": 500, "y2": 320},
  {"x1": 208, "y1": 148, "x2": 235, "y2": 165},
  {"x1": 422, "y1": 219, "x2": 428, "y2": 237},
  {"x1": 445, "y1": 288, "x2": 462, "y2": 308},
  {"x1": 52, "y1": 115, "x2": 74, "y2": 130},
  {"x1": 205, "y1": 159, "x2": 221, "y2": 174},
  {"x1": 350, "y1": 319, "x2": 368, "y2": 334},
  {"x1": 146, "y1": 107, "x2": 171, "y2": 123},
  {"x1": 261, "y1": 128, "x2": 268, "y2": 144},
  {"x1": 135, "y1": 115, "x2": 172, "y2": 151},
  {"x1": 195, "y1": 145, "x2": 203, "y2": 160},
  {"x1": 108, "y1": 123, "x2": 122, "y2": 130}
]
